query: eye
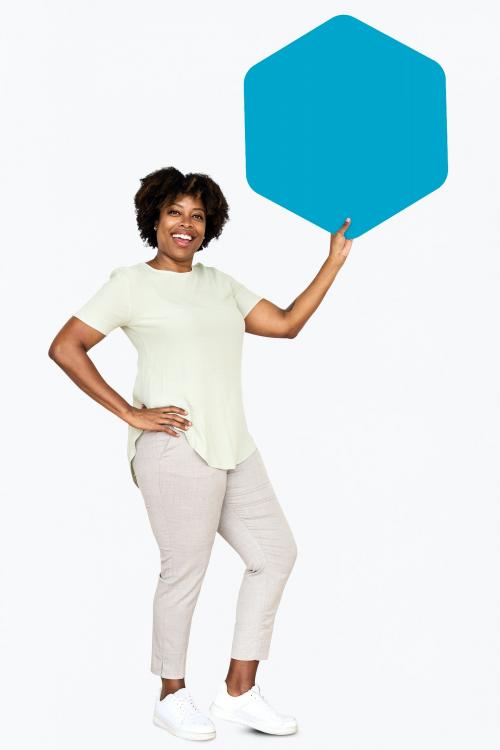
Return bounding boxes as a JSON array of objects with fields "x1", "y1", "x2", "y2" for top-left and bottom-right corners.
[{"x1": 169, "y1": 209, "x2": 204, "y2": 220}]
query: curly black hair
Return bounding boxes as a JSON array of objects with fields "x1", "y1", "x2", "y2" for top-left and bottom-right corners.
[{"x1": 134, "y1": 167, "x2": 229, "y2": 251}]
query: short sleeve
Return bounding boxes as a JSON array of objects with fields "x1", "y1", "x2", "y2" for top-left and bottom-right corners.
[
  {"x1": 74, "y1": 266, "x2": 131, "y2": 335},
  {"x1": 227, "y1": 273, "x2": 264, "y2": 318}
]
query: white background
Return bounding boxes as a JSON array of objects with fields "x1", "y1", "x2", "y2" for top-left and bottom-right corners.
[{"x1": 1, "y1": 1, "x2": 499, "y2": 747}]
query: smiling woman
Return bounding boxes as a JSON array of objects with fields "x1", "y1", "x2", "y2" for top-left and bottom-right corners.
[
  {"x1": 164, "y1": 200, "x2": 206, "y2": 249},
  {"x1": 134, "y1": 166, "x2": 229, "y2": 263},
  {"x1": 50, "y1": 165, "x2": 299, "y2": 738}
]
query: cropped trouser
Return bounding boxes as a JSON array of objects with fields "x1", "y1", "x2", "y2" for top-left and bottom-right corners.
[{"x1": 132, "y1": 429, "x2": 298, "y2": 679}]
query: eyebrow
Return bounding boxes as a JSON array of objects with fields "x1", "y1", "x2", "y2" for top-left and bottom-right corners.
[{"x1": 171, "y1": 202, "x2": 206, "y2": 213}]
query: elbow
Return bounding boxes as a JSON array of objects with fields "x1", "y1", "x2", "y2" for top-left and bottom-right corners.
[
  {"x1": 283, "y1": 310, "x2": 298, "y2": 339},
  {"x1": 48, "y1": 342, "x2": 72, "y2": 362},
  {"x1": 48, "y1": 333, "x2": 63, "y2": 360}
]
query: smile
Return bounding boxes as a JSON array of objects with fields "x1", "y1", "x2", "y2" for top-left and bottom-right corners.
[{"x1": 172, "y1": 234, "x2": 194, "y2": 246}]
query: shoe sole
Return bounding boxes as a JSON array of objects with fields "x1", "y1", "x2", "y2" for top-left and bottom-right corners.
[
  {"x1": 153, "y1": 714, "x2": 216, "y2": 741},
  {"x1": 209, "y1": 702, "x2": 297, "y2": 735}
]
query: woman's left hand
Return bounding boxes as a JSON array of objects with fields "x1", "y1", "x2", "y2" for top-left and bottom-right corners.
[{"x1": 329, "y1": 217, "x2": 353, "y2": 270}]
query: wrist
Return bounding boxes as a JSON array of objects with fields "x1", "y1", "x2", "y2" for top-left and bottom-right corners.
[{"x1": 117, "y1": 403, "x2": 135, "y2": 422}]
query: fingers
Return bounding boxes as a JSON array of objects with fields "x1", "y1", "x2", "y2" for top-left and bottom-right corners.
[
  {"x1": 167, "y1": 414, "x2": 192, "y2": 428},
  {"x1": 145, "y1": 404, "x2": 188, "y2": 414},
  {"x1": 160, "y1": 426, "x2": 182, "y2": 437},
  {"x1": 160, "y1": 422, "x2": 191, "y2": 435},
  {"x1": 160, "y1": 405, "x2": 191, "y2": 430},
  {"x1": 163, "y1": 405, "x2": 188, "y2": 414},
  {"x1": 140, "y1": 403, "x2": 192, "y2": 431},
  {"x1": 337, "y1": 217, "x2": 351, "y2": 235}
]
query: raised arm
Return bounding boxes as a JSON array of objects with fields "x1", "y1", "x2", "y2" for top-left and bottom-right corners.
[{"x1": 244, "y1": 218, "x2": 353, "y2": 339}]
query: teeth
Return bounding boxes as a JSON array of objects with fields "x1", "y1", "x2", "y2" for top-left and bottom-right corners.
[{"x1": 172, "y1": 234, "x2": 192, "y2": 240}]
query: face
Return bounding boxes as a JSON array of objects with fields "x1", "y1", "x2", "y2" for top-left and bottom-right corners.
[{"x1": 155, "y1": 193, "x2": 206, "y2": 263}]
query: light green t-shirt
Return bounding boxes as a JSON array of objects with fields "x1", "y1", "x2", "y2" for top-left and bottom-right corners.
[{"x1": 74, "y1": 261, "x2": 263, "y2": 487}]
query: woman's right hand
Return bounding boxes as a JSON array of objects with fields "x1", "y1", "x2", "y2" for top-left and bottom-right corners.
[{"x1": 126, "y1": 404, "x2": 192, "y2": 437}]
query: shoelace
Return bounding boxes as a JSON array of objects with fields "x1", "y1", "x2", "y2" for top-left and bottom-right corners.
[
  {"x1": 174, "y1": 693, "x2": 196, "y2": 712},
  {"x1": 172, "y1": 692, "x2": 208, "y2": 725}
]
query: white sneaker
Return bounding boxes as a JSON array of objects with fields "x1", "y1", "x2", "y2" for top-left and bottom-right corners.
[
  {"x1": 153, "y1": 686, "x2": 216, "y2": 741},
  {"x1": 209, "y1": 680, "x2": 298, "y2": 735}
]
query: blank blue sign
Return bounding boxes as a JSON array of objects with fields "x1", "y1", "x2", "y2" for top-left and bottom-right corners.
[{"x1": 244, "y1": 14, "x2": 448, "y2": 239}]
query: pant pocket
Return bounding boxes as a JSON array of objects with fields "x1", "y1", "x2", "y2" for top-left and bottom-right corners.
[{"x1": 156, "y1": 431, "x2": 173, "y2": 458}]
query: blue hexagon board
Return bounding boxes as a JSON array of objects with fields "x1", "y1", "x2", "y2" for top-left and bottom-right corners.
[{"x1": 244, "y1": 15, "x2": 448, "y2": 239}]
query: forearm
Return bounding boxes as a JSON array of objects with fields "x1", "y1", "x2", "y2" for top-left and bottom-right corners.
[
  {"x1": 49, "y1": 344, "x2": 133, "y2": 423},
  {"x1": 285, "y1": 257, "x2": 341, "y2": 338}
]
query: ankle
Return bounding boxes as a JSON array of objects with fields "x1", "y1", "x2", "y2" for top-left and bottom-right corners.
[
  {"x1": 225, "y1": 679, "x2": 254, "y2": 697},
  {"x1": 160, "y1": 679, "x2": 185, "y2": 700}
]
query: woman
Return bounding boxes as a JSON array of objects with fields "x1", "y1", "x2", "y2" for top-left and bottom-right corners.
[{"x1": 48, "y1": 166, "x2": 352, "y2": 741}]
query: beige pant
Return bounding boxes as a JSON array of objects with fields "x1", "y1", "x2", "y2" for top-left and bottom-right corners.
[{"x1": 132, "y1": 429, "x2": 298, "y2": 678}]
